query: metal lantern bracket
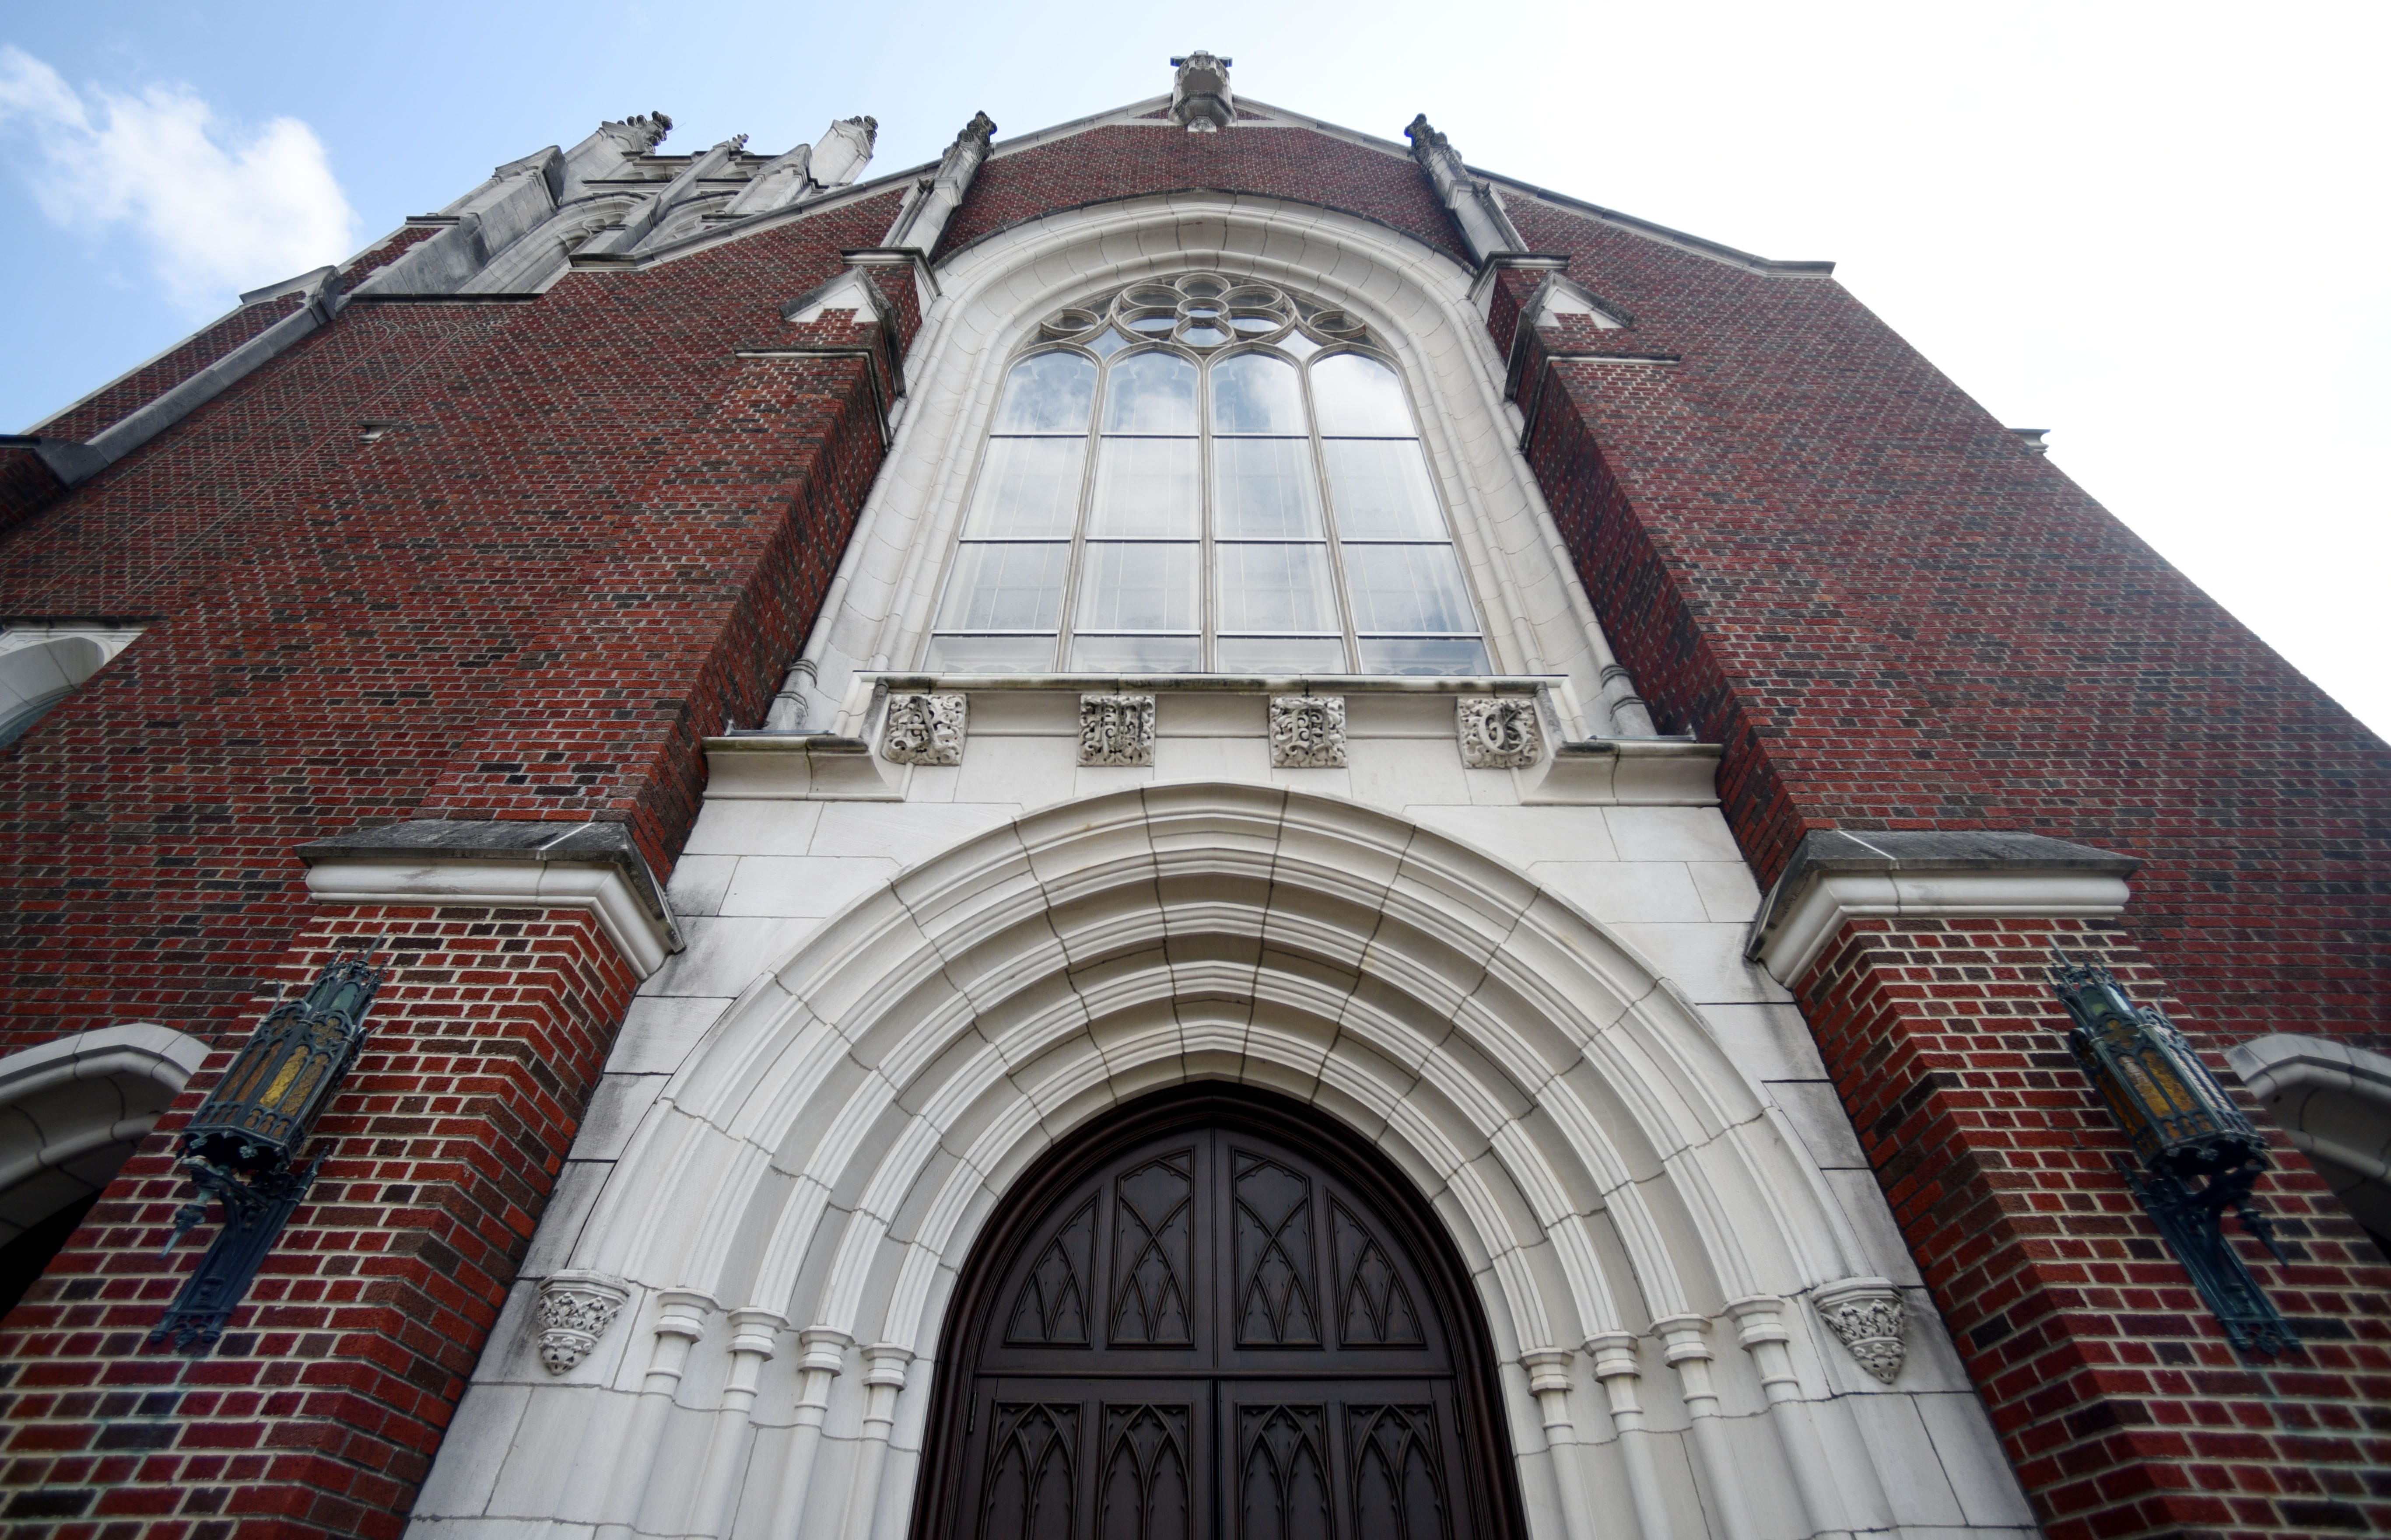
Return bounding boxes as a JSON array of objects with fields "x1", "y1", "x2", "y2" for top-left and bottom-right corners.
[
  {"x1": 2047, "y1": 950, "x2": 2298, "y2": 1357},
  {"x1": 149, "y1": 947, "x2": 387, "y2": 1353}
]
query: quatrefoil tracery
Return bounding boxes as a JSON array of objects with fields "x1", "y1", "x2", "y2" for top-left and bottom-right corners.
[{"x1": 1038, "y1": 271, "x2": 1369, "y2": 354}]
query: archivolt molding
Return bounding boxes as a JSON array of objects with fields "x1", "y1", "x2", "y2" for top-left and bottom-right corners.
[
  {"x1": 0, "y1": 1023, "x2": 209, "y2": 1242},
  {"x1": 795, "y1": 193, "x2": 1637, "y2": 741},
  {"x1": 511, "y1": 784, "x2": 1998, "y2": 1540}
]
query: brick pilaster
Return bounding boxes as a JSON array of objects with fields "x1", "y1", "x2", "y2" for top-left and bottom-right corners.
[
  {"x1": 1797, "y1": 915, "x2": 2391, "y2": 1538},
  {"x1": 0, "y1": 902, "x2": 638, "y2": 1539}
]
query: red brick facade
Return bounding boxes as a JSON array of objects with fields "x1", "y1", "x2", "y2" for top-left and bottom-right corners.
[
  {"x1": 0, "y1": 903, "x2": 638, "y2": 1536},
  {"x1": 2, "y1": 102, "x2": 2385, "y2": 1539},
  {"x1": 1793, "y1": 915, "x2": 2388, "y2": 1537}
]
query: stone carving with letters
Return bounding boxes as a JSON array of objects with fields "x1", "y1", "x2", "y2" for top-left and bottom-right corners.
[
  {"x1": 1079, "y1": 693, "x2": 1157, "y2": 766},
  {"x1": 1813, "y1": 1277, "x2": 1907, "y2": 1383},
  {"x1": 1269, "y1": 696, "x2": 1346, "y2": 768},
  {"x1": 1456, "y1": 696, "x2": 1542, "y2": 768},
  {"x1": 882, "y1": 693, "x2": 968, "y2": 765},
  {"x1": 535, "y1": 1271, "x2": 631, "y2": 1375}
]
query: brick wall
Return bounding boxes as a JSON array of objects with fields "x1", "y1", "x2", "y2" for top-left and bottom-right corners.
[
  {"x1": 1795, "y1": 914, "x2": 2389, "y2": 1538},
  {"x1": 1498, "y1": 192, "x2": 2390, "y2": 1038},
  {"x1": 0, "y1": 903, "x2": 640, "y2": 1537}
]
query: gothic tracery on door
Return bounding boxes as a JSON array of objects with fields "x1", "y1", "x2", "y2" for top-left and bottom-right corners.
[{"x1": 915, "y1": 1093, "x2": 1521, "y2": 1540}]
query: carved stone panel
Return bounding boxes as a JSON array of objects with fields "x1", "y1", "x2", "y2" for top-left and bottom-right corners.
[
  {"x1": 1080, "y1": 693, "x2": 1157, "y2": 766},
  {"x1": 1455, "y1": 697, "x2": 1542, "y2": 768},
  {"x1": 1814, "y1": 1277, "x2": 1907, "y2": 1383},
  {"x1": 534, "y1": 1270, "x2": 629, "y2": 1375},
  {"x1": 883, "y1": 691, "x2": 968, "y2": 765},
  {"x1": 1269, "y1": 696, "x2": 1346, "y2": 769}
]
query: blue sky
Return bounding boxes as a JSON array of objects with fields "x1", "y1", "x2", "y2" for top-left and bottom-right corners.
[{"x1": 3, "y1": 0, "x2": 2385, "y2": 734}]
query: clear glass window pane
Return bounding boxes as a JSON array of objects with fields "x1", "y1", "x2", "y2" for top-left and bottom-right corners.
[
  {"x1": 927, "y1": 634, "x2": 1057, "y2": 673},
  {"x1": 1217, "y1": 542, "x2": 1338, "y2": 634},
  {"x1": 963, "y1": 437, "x2": 1087, "y2": 538},
  {"x1": 1089, "y1": 438, "x2": 1200, "y2": 536},
  {"x1": 1322, "y1": 438, "x2": 1444, "y2": 540},
  {"x1": 1354, "y1": 637, "x2": 1490, "y2": 676},
  {"x1": 1102, "y1": 350, "x2": 1199, "y2": 433},
  {"x1": 1069, "y1": 634, "x2": 1203, "y2": 672},
  {"x1": 1341, "y1": 543, "x2": 1477, "y2": 635},
  {"x1": 1310, "y1": 353, "x2": 1415, "y2": 436},
  {"x1": 936, "y1": 542, "x2": 1070, "y2": 631},
  {"x1": 1076, "y1": 542, "x2": 1198, "y2": 631},
  {"x1": 993, "y1": 351, "x2": 1097, "y2": 433},
  {"x1": 1210, "y1": 353, "x2": 1306, "y2": 434},
  {"x1": 1213, "y1": 438, "x2": 1322, "y2": 539},
  {"x1": 1215, "y1": 635, "x2": 1348, "y2": 674}
]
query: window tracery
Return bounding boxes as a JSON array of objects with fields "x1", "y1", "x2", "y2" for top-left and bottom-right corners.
[{"x1": 927, "y1": 273, "x2": 1490, "y2": 676}]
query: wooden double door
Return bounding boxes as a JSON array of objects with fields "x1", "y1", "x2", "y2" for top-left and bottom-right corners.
[{"x1": 918, "y1": 1097, "x2": 1518, "y2": 1540}]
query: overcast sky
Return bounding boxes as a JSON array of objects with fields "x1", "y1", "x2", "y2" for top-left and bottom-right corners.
[{"x1": 3, "y1": 0, "x2": 2383, "y2": 737}]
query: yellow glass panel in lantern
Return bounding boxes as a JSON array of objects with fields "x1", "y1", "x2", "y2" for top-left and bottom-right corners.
[
  {"x1": 2048, "y1": 959, "x2": 2262, "y2": 1178},
  {"x1": 182, "y1": 952, "x2": 386, "y2": 1175}
]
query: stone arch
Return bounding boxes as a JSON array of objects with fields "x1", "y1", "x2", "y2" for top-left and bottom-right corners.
[
  {"x1": 522, "y1": 784, "x2": 1954, "y2": 1540},
  {"x1": 799, "y1": 192, "x2": 1643, "y2": 740},
  {"x1": 0, "y1": 1025, "x2": 210, "y2": 1313},
  {"x1": 0, "y1": 634, "x2": 109, "y2": 749}
]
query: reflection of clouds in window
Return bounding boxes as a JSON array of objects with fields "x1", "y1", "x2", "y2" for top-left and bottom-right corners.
[
  {"x1": 994, "y1": 352, "x2": 1096, "y2": 433},
  {"x1": 929, "y1": 274, "x2": 1489, "y2": 675}
]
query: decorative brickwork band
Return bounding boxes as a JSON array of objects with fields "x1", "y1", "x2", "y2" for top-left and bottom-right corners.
[
  {"x1": 1811, "y1": 1277, "x2": 1906, "y2": 1383},
  {"x1": 536, "y1": 1270, "x2": 631, "y2": 1374}
]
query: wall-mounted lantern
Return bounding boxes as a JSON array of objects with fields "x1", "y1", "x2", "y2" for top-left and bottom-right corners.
[
  {"x1": 2046, "y1": 950, "x2": 2296, "y2": 1355},
  {"x1": 150, "y1": 948, "x2": 386, "y2": 1351}
]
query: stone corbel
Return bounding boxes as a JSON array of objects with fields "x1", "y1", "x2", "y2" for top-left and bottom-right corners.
[
  {"x1": 534, "y1": 1270, "x2": 630, "y2": 1374},
  {"x1": 1813, "y1": 1277, "x2": 1907, "y2": 1383}
]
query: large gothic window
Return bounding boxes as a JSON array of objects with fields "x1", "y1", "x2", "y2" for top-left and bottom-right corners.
[
  {"x1": 911, "y1": 1088, "x2": 1522, "y2": 1540},
  {"x1": 928, "y1": 274, "x2": 1492, "y2": 676}
]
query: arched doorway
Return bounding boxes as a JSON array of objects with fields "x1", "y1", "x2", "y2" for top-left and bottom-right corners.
[{"x1": 912, "y1": 1086, "x2": 1524, "y2": 1540}]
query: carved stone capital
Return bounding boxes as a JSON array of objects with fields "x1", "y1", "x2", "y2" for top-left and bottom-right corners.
[
  {"x1": 534, "y1": 1270, "x2": 630, "y2": 1375},
  {"x1": 1079, "y1": 693, "x2": 1156, "y2": 766},
  {"x1": 1814, "y1": 1277, "x2": 1906, "y2": 1383},
  {"x1": 883, "y1": 692, "x2": 968, "y2": 765},
  {"x1": 1269, "y1": 695, "x2": 1346, "y2": 768},
  {"x1": 1457, "y1": 696, "x2": 1542, "y2": 768}
]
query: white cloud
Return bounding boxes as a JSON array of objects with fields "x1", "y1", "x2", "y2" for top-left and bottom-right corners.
[{"x1": 0, "y1": 47, "x2": 358, "y2": 316}]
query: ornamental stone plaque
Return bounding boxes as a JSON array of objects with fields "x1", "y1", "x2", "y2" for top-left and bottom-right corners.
[
  {"x1": 1814, "y1": 1277, "x2": 1907, "y2": 1384},
  {"x1": 1269, "y1": 695, "x2": 1347, "y2": 768},
  {"x1": 1078, "y1": 693, "x2": 1156, "y2": 766},
  {"x1": 535, "y1": 1270, "x2": 631, "y2": 1375},
  {"x1": 882, "y1": 692, "x2": 967, "y2": 765},
  {"x1": 1456, "y1": 696, "x2": 1542, "y2": 768}
]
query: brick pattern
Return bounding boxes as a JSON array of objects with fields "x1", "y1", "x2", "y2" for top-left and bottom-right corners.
[
  {"x1": 1799, "y1": 914, "x2": 2391, "y2": 1539},
  {"x1": 33, "y1": 298, "x2": 306, "y2": 447},
  {"x1": 0, "y1": 902, "x2": 639, "y2": 1538},
  {"x1": 1500, "y1": 192, "x2": 2390, "y2": 1038},
  {"x1": 935, "y1": 122, "x2": 1473, "y2": 267},
  {"x1": 0, "y1": 450, "x2": 69, "y2": 542}
]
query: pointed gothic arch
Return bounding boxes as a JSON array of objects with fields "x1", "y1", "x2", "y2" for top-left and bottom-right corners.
[{"x1": 910, "y1": 1082, "x2": 1527, "y2": 1540}]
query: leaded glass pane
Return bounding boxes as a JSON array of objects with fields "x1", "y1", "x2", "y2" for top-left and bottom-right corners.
[
  {"x1": 1322, "y1": 440, "x2": 1444, "y2": 540},
  {"x1": 1076, "y1": 542, "x2": 1199, "y2": 632},
  {"x1": 964, "y1": 438, "x2": 1087, "y2": 538},
  {"x1": 1069, "y1": 634, "x2": 1203, "y2": 672},
  {"x1": 1310, "y1": 353, "x2": 1414, "y2": 436},
  {"x1": 1215, "y1": 635, "x2": 1349, "y2": 674},
  {"x1": 1217, "y1": 542, "x2": 1337, "y2": 634},
  {"x1": 1354, "y1": 637, "x2": 1491, "y2": 676},
  {"x1": 1211, "y1": 354, "x2": 1306, "y2": 434},
  {"x1": 1103, "y1": 351, "x2": 1199, "y2": 433},
  {"x1": 937, "y1": 542, "x2": 1070, "y2": 631},
  {"x1": 1090, "y1": 438, "x2": 1200, "y2": 537},
  {"x1": 1213, "y1": 438, "x2": 1322, "y2": 539},
  {"x1": 1341, "y1": 544, "x2": 1476, "y2": 635},
  {"x1": 926, "y1": 634, "x2": 1058, "y2": 673},
  {"x1": 993, "y1": 351, "x2": 1097, "y2": 434}
]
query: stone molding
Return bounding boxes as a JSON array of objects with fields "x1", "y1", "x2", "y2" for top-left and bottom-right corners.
[
  {"x1": 2225, "y1": 1033, "x2": 2391, "y2": 1237},
  {"x1": 1267, "y1": 694, "x2": 1346, "y2": 768},
  {"x1": 1457, "y1": 696, "x2": 1543, "y2": 767},
  {"x1": 1077, "y1": 693, "x2": 1155, "y2": 765},
  {"x1": 1812, "y1": 1276, "x2": 1907, "y2": 1384},
  {"x1": 1744, "y1": 829, "x2": 2138, "y2": 985},
  {"x1": 298, "y1": 819, "x2": 682, "y2": 977},
  {"x1": 533, "y1": 1270, "x2": 630, "y2": 1375},
  {"x1": 703, "y1": 733, "x2": 906, "y2": 800},
  {"x1": 880, "y1": 692, "x2": 967, "y2": 765}
]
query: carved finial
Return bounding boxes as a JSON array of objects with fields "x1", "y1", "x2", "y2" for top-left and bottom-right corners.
[
  {"x1": 1404, "y1": 113, "x2": 1448, "y2": 161},
  {"x1": 624, "y1": 111, "x2": 673, "y2": 151},
  {"x1": 1170, "y1": 51, "x2": 1236, "y2": 133},
  {"x1": 724, "y1": 133, "x2": 750, "y2": 155},
  {"x1": 956, "y1": 110, "x2": 997, "y2": 150}
]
